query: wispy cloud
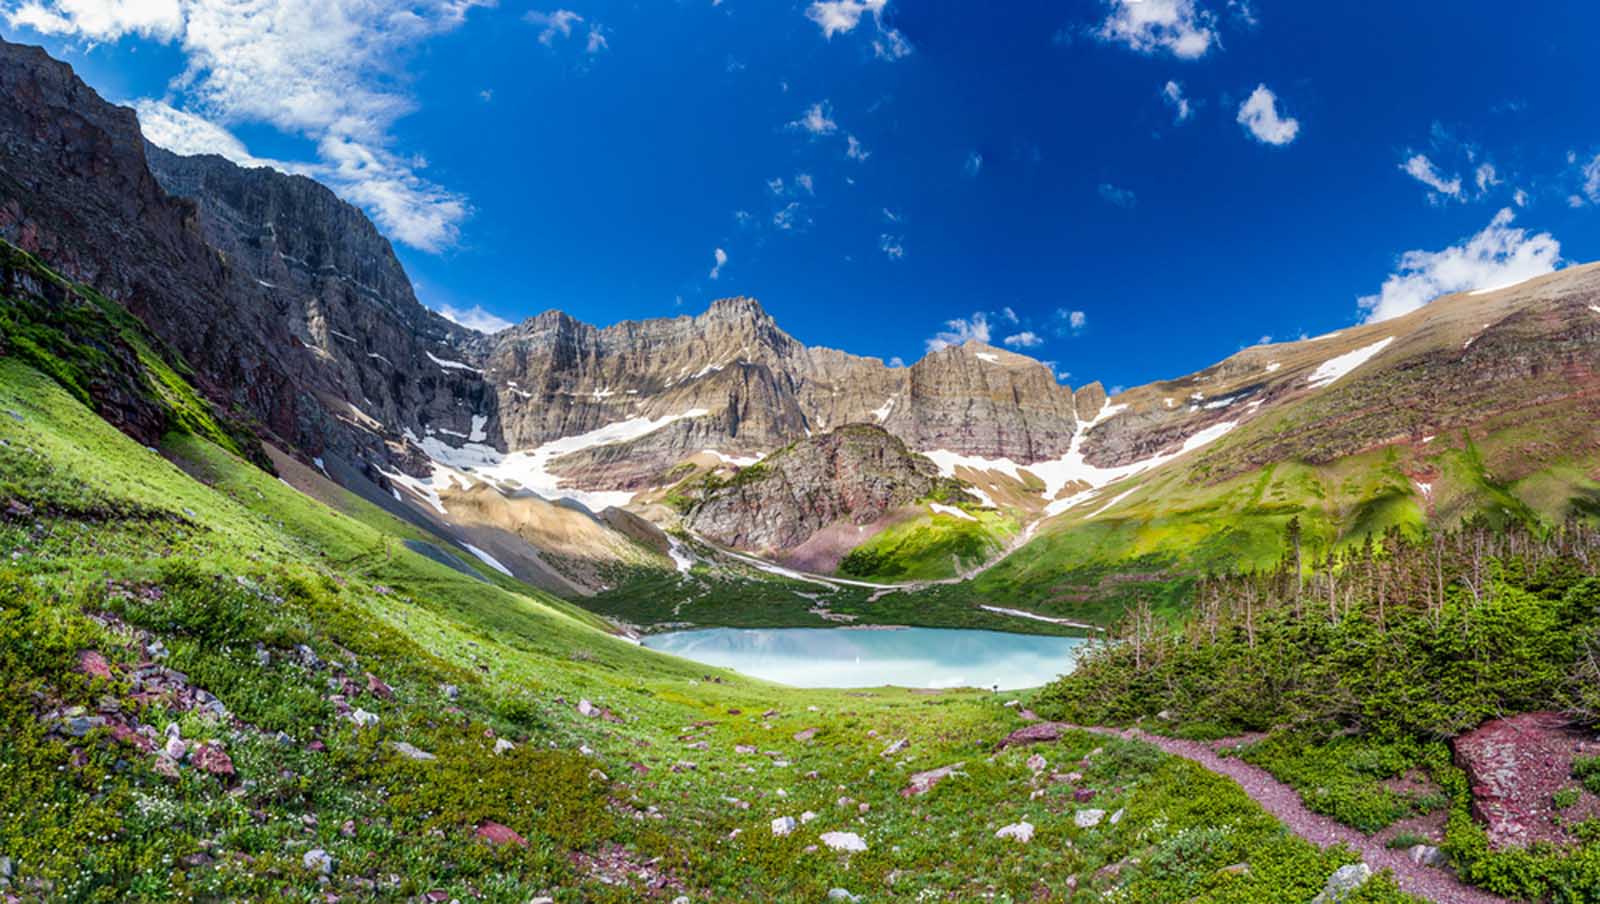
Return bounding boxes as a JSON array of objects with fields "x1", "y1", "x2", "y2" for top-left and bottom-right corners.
[
  {"x1": 805, "y1": 0, "x2": 912, "y2": 59},
  {"x1": 1236, "y1": 84, "x2": 1299, "y2": 146},
  {"x1": 926, "y1": 311, "x2": 990, "y2": 352},
  {"x1": 1057, "y1": 308, "x2": 1088, "y2": 335},
  {"x1": 964, "y1": 151, "x2": 984, "y2": 177},
  {"x1": 526, "y1": 9, "x2": 582, "y2": 45},
  {"x1": 1399, "y1": 153, "x2": 1463, "y2": 201},
  {"x1": 1096, "y1": 0, "x2": 1217, "y2": 60},
  {"x1": 846, "y1": 134, "x2": 871, "y2": 161},
  {"x1": 435, "y1": 302, "x2": 513, "y2": 334},
  {"x1": 709, "y1": 247, "x2": 728, "y2": 280},
  {"x1": 1098, "y1": 183, "x2": 1138, "y2": 208},
  {"x1": 879, "y1": 234, "x2": 905, "y2": 259},
  {"x1": 789, "y1": 101, "x2": 839, "y2": 136},
  {"x1": 1003, "y1": 331, "x2": 1043, "y2": 348},
  {"x1": 1162, "y1": 80, "x2": 1193, "y2": 124},
  {"x1": 1358, "y1": 208, "x2": 1560, "y2": 323}
]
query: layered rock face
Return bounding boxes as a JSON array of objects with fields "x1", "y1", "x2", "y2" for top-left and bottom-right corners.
[
  {"x1": 686, "y1": 424, "x2": 963, "y2": 552},
  {"x1": 0, "y1": 36, "x2": 491, "y2": 476}
]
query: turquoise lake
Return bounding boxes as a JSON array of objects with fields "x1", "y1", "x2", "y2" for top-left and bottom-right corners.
[{"x1": 641, "y1": 626, "x2": 1088, "y2": 691}]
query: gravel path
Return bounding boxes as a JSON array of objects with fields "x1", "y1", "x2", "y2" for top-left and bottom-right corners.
[{"x1": 1082, "y1": 726, "x2": 1510, "y2": 904}]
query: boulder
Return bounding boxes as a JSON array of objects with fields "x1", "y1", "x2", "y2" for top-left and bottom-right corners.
[
  {"x1": 902, "y1": 762, "x2": 964, "y2": 797},
  {"x1": 820, "y1": 831, "x2": 867, "y2": 852},
  {"x1": 474, "y1": 820, "x2": 528, "y2": 847},
  {"x1": 1453, "y1": 711, "x2": 1589, "y2": 848},
  {"x1": 771, "y1": 816, "x2": 797, "y2": 836},
  {"x1": 995, "y1": 821, "x2": 1034, "y2": 843},
  {"x1": 1075, "y1": 809, "x2": 1106, "y2": 829},
  {"x1": 995, "y1": 722, "x2": 1071, "y2": 750},
  {"x1": 1310, "y1": 863, "x2": 1371, "y2": 904}
]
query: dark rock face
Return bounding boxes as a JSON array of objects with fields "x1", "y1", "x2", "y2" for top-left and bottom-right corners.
[
  {"x1": 0, "y1": 35, "x2": 492, "y2": 480},
  {"x1": 1452, "y1": 711, "x2": 1600, "y2": 849},
  {"x1": 686, "y1": 424, "x2": 961, "y2": 552}
]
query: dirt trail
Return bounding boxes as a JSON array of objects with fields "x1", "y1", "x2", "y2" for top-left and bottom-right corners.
[{"x1": 1082, "y1": 726, "x2": 1509, "y2": 904}]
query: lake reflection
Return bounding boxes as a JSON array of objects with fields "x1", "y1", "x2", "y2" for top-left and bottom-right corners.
[{"x1": 642, "y1": 626, "x2": 1087, "y2": 690}]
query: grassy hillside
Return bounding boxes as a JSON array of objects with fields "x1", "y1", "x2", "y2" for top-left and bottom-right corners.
[{"x1": 0, "y1": 281, "x2": 1421, "y2": 900}]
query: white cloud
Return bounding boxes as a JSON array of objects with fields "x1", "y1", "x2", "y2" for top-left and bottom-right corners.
[
  {"x1": 882, "y1": 207, "x2": 902, "y2": 223},
  {"x1": 8, "y1": 0, "x2": 182, "y2": 39},
  {"x1": 1057, "y1": 308, "x2": 1087, "y2": 335},
  {"x1": 1000, "y1": 306, "x2": 1018, "y2": 324},
  {"x1": 773, "y1": 201, "x2": 807, "y2": 230},
  {"x1": 879, "y1": 234, "x2": 904, "y2": 259},
  {"x1": 1096, "y1": 0, "x2": 1217, "y2": 60},
  {"x1": 789, "y1": 101, "x2": 838, "y2": 136},
  {"x1": 1399, "y1": 153, "x2": 1463, "y2": 201},
  {"x1": 585, "y1": 24, "x2": 609, "y2": 54},
  {"x1": 1236, "y1": 84, "x2": 1299, "y2": 146},
  {"x1": 846, "y1": 134, "x2": 870, "y2": 161},
  {"x1": 795, "y1": 172, "x2": 815, "y2": 195},
  {"x1": 1003, "y1": 331, "x2": 1043, "y2": 348},
  {"x1": 709, "y1": 247, "x2": 727, "y2": 280},
  {"x1": 964, "y1": 151, "x2": 983, "y2": 177},
  {"x1": 525, "y1": 9, "x2": 582, "y2": 45},
  {"x1": 134, "y1": 100, "x2": 273, "y2": 167},
  {"x1": 1513, "y1": 188, "x2": 1529, "y2": 208},
  {"x1": 1358, "y1": 208, "x2": 1561, "y2": 323},
  {"x1": 1162, "y1": 80, "x2": 1193, "y2": 123},
  {"x1": 1475, "y1": 162, "x2": 1501, "y2": 193},
  {"x1": 13, "y1": 0, "x2": 491, "y2": 253},
  {"x1": 873, "y1": 26, "x2": 911, "y2": 60},
  {"x1": 805, "y1": 0, "x2": 884, "y2": 37},
  {"x1": 1585, "y1": 154, "x2": 1600, "y2": 204},
  {"x1": 1098, "y1": 183, "x2": 1137, "y2": 208},
  {"x1": 767, "y1": 177, "x2": 786, "y2": 195},
  {"x1": 926, "y1": 312, "x2": 990, "y2": 352},
  {"x1": 888, "y1": 355, "x2": 905, "y2": 367},
  {"x1": 435, "y1": 302, "x2": 513, "y2": 334}
]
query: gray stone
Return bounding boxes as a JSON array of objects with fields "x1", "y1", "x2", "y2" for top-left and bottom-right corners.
[
  {"x1": 820, "y1": 831, "x2": 867, "y2": 852},
  {"x1": 1407, "y1": 845, "x2": 1448, "y2": 868},
  {"x1": 302, "y1": 848, "x2": 334, "y2": 875},
  {"x1": 995, "y1": 821, "x2": 1034, "y2": 843},
  {"x1": 771, "y1": 816, "x2": 797, "y2": 836},
  {"x1": 391, "y1": 741, "x2": 436, "y2": 761},
  {"x1": 827, "y1": 889, "x2": 862, "y2": 903},
  {"x1": 1311, "y1": 863, "x2": 1372, "y2": 904},
  {"x1": 1074, "y1": 809, "x2": 1106, "y2": 829}
]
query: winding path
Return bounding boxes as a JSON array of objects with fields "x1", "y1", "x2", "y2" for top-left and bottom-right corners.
[{"x1": 1081, "y1": 726, "x2": 1509, "y2": 904}]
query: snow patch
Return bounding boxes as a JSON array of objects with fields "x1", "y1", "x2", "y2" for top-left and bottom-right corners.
[
  {"x1": 463, "y1": 544, "x2": 513, "y2": 576},
  {"x1": 469, "y1": 415, "x2": 489, "y2": 443},
  {"x1": 1087, "y1": 486, "x2": 1138, "y2": 519},
  {"x1": 1588, "y1": 305, "x2": 1600, "y2": 316},
  {"x1": 426, "y1": 351, "x2": 482, "y2": 374},
  {"x1": 667, "y1": 538, "x2": 695, "y2": 575},
  {"x1": 1305, "y1": 337, "x2": 1394, "y2": 389},
  {"x1": 703, "y1": 449, "x2": 762, "y2": 468},
  {"x1": 313, "y1": 456, "x2": 328, "y2": 476},
  {"x1": 975, "y1": 352, "x2": 999, "y2": 363},
  {"x1": 412, "y1": 409, "x2": 710, "y2": 510},
  {"x1": 1265, "y1": 362, "x2": 1281, "y2": 373},
  {"x1": 871, "y1": 397, "x2": 895, "y2": 423},
  {"x1": 929, "y1": 503, "x2": 976, "y2": 522}
]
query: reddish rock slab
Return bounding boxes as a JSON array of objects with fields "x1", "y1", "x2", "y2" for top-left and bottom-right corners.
[
  {"x1": 77, "y1": 649, "x2": 113, "y2": 681},
  {"x1": 474, "y1": 820, "x2": 528, "y2": 847},
  {"x1": 995, "y1": 721, "x2": 1072, "y2": 750},
  {"x1": 901, "y1": 762, "x2": 964, "y2": 797},
  {"x1": 1452, "y1": 710, "x2": 1599, "y2": 849},
  {"x1": 190, "y1": 742, "x2": 236, "y2": 778}
]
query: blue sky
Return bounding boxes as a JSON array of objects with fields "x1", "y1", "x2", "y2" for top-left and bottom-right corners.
[{"x1": 4, "y1": 1, "x2": 1599, "y2": 391}]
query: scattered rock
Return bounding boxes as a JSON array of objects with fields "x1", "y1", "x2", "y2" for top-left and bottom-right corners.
[
  {"x1": 1407, "y1": 845, "x2": 1448, "y2": 868},
  {"x1": 880, "y1": 738, "x2": 908, "y2": 757},
  {"x1": 364, "y1": 673, "x2": 394, "y2": 700},
  {"x1": 995, "y1": 821, "x2": 1035, "y2": 843},
  {"x1": 163, "y1": 736, "x2": 187, "y2": 761},
  {"x1": 190, "y1": 743, "x2": 234, "y2": 777},
  {"x1": 1452, "y1": 710, "x2": 1590, "y2": 849},
  {"x1": 152, "y1": 755, "x2": 180, "y2": 779},
  {"x1": 493, "y1": 738, "x2": 515, "y2": 755},
  {"x1": 793, "y1": 728, "x2": 819, "y2": 742},
  {"x1": 77, "y1": 650, "x2": 113, "y2": 681},
  {"x1": 901, "y1": 762, "x2": 964, "y2": 797},
  {"x1": 578, "y1": 698, "x2": 597, "y2": 718},
  {"x1": 1074, "y1": 809, "x2": 1105, "y2": 829},
  {"x1": 1073, "y1": 788, "x2": 1096, "y2": 802},
  {"x1": 1310, "y1": 863, "x2": 1371, "y2": 904},
  {"x1": 302, "y1": 849, "x2": 334, "y2": 875},
  {"x1": 801, "y1": 811, "x2": 817, "y2": 824},
  {"x1": 735, "y1": 744, "x2": 757, "y2": 755},
  {"x1": 474, "y1": 821, "x2": 527, "y2": 847},
  {"x1": 1026, "y1": 753, "x2": 1047, "y2": 773},
  {"x1": 820, "y1": 831, "x2": 867, "y2": 852},
  {"x1": 995, "y1": 721, "x2": 1071, "y2": 750},
  {"x1": 390, "y1": 741, "x2": 436, "y2": 761},
  {"x1": 349, "y1": 709, "x2": 378, "y2": 728},
  {"x1": 827, "y1": 889, "x2": 862, "y2": 903},
  {"x1": 771, "y1": 816, "x2": 797, "y2": 836},
  {"x1": 1219, "y1": 863, "x2": 1251, "y2": 876}
]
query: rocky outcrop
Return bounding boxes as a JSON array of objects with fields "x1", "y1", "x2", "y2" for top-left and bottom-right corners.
[
  {"x1": 685, "y1": 424, "x2": 969, "y2": 552},
  {"x1": 0, "y1": 35, "x2": 490, "y2": 478},
  {"x1": 1452, "y1": 711, "x2": 1600, "y2": 849}
]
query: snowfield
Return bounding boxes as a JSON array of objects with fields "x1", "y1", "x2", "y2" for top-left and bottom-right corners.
[{"x1": 1305, "y1": 337, "x2": 1394, "y2": 389}]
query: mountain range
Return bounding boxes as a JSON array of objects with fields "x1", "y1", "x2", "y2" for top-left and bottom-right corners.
[{"x1": 5, "y1": 33, "x2": 1600, "y2": 632}]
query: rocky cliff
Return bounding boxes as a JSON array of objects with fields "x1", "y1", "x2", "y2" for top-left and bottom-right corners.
[{"x1": 685, "y1": 424, "x2": 971, "y2": 552}]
